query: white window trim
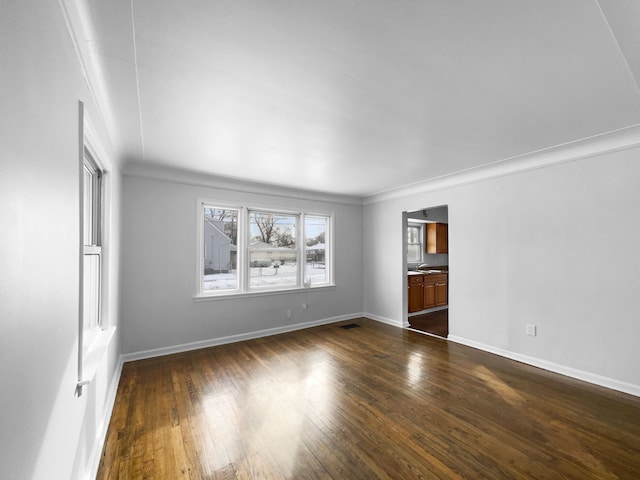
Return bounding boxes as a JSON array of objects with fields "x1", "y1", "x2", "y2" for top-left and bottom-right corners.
[{"x1": 195, "y1": 198, "x2": 335, "y2": 299}]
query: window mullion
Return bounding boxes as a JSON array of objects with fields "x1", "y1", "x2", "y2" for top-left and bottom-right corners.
[
  {"x1": 239, "y1": 207, "x2": 248, "y2": 292},
  {"x1": 198, "y1": 203, "x2": 206, "y2": 296},
  {"x1": 299, "y1": 213, "x2": 305, "y2": 288}
]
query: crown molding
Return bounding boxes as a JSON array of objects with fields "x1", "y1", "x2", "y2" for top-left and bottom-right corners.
[
  {"x1": 122, "y1": 162, "x2": 364, "y2": 206},
  {"x1": 125, "y1": 123, "x2": 640, "y2": 207},
  {"x1": 57, "y1": 0, "x2": 121, "y2": 169},
  {"x1": 364, "y1": 124, "x2": 640, "y2": 205}
]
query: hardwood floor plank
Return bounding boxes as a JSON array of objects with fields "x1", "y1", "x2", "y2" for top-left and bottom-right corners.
[{"x1": 97, "y1": 319, "x2": 640, "y2": 479}]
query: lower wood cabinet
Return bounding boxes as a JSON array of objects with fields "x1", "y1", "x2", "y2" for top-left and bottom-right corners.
[
  {"x1": 423, "y1": 282, "x2": 435, "y2": 309},
  {"x1": 434, "y1": 276, "x2": 448, "y2": 307},
  {"x1": 408, "y1": 275, "x2": 424, "y2": 313},
  {"x1": 408, "y1": 273, "x2": 448, "y2": 312}
]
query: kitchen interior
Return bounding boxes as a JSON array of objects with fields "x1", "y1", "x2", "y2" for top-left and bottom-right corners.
[{"x1": 406, "y1": 205, "x2": 449, "y2": 338}]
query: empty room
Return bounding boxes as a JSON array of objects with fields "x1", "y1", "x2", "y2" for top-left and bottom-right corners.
[{"x1": 2, "y1": 1, "x2": 640, "y2": 479}]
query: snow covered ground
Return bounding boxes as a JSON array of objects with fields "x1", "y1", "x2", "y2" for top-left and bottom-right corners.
[{"x1": 203, "y1": 263, "x2": 326, "y2": 291}]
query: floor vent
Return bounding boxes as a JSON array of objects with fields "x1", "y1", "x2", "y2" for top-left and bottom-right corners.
[{"x1": 340, "y1": 323, "x2": 360, "y2": 330}]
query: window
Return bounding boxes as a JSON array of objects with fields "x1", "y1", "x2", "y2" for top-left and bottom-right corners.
[
  {"x1": 249, "y1": 211, "x2": 298, "y2": 289},
  {"x1": 77, "y1": 103, "x2": 115, "y2": 395},
  {"x1": 407, "y1": 224, "x2": 422, "y2": 263},
  {"x1": 203, "y1": 207, "x2": 239, "y2": 290},
  {"x1": 82, "y1": 149, "x2": 103, "y2": 345},
  {"x1": 304, "y1": 215, "x2": 329, "y2": 286},
  {"x1": 198, "y1": 201, "x2": 333, "y2": 296}
]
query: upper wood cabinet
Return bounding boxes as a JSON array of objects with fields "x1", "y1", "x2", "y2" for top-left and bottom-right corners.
[{"x1": 426, "y1": 223, "x2": 448, "y2": 254}]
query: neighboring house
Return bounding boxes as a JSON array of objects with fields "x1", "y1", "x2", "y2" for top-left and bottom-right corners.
[
  {"x1": 249, "y1": 240, "x2": 296, "y2": 265},
  {"x1": 204, "y1": 218, "x2": 236, "y2": 273},
  {"x1": 246, "y1": 241, "x2": 324, "y2": 266},
  {"x1": 306, "y1": 242, "x2": 325, "y2": 263}
]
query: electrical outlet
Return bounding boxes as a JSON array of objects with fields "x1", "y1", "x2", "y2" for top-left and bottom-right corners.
[
  {"x1": 526, "y1": 324, "x2": 537, "y2": 336},
  {"x1": 286, "y1": 309, "x2": 292, "y2": 318}
]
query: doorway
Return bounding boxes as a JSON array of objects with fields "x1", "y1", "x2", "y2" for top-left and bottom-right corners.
[{"x1": 405, "y1": 205, "x2": 449, "y2": 338}]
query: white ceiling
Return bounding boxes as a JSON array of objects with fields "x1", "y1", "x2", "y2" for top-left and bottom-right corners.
[{"x1": 70, "y1": 0, "x2": 640, "y2": 197}]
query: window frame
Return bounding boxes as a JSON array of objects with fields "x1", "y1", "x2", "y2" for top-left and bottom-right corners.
[
  {"x1": 79, "y1": 106, "x2": 114, "y2": 346},
  {"x1": 247, "y1": 208, "x2": 300, "y2": 292},
  {"x1": 201, "y1": 204, "x2": 243, "y2": 294},
  {"x1": 82, "y1": 149, "x2": 103, "y2": 346},
  {"x1": 196, "y1": 199, "x2": 334, "y2": 298}
]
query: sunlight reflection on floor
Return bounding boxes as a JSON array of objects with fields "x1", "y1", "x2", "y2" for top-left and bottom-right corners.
[
  {"x1": 406, "y1": 350, "x2": 424, "y2": 388},
  {"x1": 201, "y1": 350, "x2": 336, "y2": 474},
  {"x1": 472, "y1": 364, "x2": 614, "y2": 478},
  {"x1": 473, "y1": 365, "x2": 524, "y2": 407}
]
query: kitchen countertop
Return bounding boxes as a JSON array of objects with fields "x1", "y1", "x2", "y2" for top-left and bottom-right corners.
[{"x1": 408, "y1": 267, "x2": 448, "y2": 276}]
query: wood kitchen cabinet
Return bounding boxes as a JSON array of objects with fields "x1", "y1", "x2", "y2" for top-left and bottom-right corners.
[
  {"x1": 423, "y1": 273, "x2": 447, "y2": 308},
  {"x1": 408, "y1": 275, "x2": 424, "y2": 313},
  {"x1": 426, "y1": 223, "x2": 448, "y2": 254},
  {"x1": 409, "y1": 272, "x2": 448, "y2": 312},
  {"x1": 423, "y1": 282, "x2": 435, "y2": 309},
  {"x1": 434, "y1": 275, "x2": 448, "y2": 306}
]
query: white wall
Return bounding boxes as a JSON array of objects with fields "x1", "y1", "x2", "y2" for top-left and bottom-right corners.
[
  {"x1": 364, "y1": 149, "x2": 640, "y2": 392},
  {"x1": 0, "y1": 2, "x2": 122, "y2": 479},
  {"x1": 120, "y1": 175, "x2": 363, "y2": 355}
]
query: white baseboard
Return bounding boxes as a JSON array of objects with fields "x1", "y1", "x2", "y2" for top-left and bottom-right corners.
[
  {"x1": 122, "y1": 313, "x2": 366, "y2": 363},
  {"x1": 364, "y1": 312, "x2": 404, "y2": 328},
  {"x1": 448, "y1": 335, "x2": 640, "y2": 398},
  {"x1": 85, "y1": 355, "x2": 125, "y2": 480}
]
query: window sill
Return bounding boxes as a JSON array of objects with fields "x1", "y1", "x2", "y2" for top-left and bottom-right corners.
[
  {"x1": 193, "y1": 284, "x2": 336, "y2": 302},
  {"x1": 81, "y1": 326, "x2": 116, "y2": 384}
]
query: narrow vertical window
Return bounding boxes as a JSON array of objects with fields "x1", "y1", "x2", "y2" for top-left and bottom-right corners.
[
  {"x1": 202, "y1": 207, "x2": 239, "y2": 292},
  {"x1": 82, "y1": 149, "x2": 102, "y2": 345},
  {"x1": 304, "y1": 215, "x2": 329, "y2": 286}
]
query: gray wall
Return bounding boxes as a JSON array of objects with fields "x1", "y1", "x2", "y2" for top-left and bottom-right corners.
[
  {"x1": 120, "y1": 175, "x2": 364, "y2": 355},
  {"x1": 364, "y1": 148, "x2": 640, "y2": 391},
  {"x1": 0, "y1": 1, "x2": 123, "y2": 479}
]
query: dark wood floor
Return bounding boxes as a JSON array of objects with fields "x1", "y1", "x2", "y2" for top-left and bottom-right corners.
[
  {"x1": 409, "y1": 308, "x2": 449, "y2": 337},
  {"x1": 97, "y1": 318, "x2": 640, "y2": 479}
]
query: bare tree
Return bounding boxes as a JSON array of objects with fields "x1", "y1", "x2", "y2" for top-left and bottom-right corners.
[
  {"x1": 274, "y1": 227, "x2": 295, "y2": 247},
  {"x1": 252, "y1": 213, "x2": 297, "y2": 246},
  {"x1": 253, "y1": 213, "x2": 277, "y2": 244}
]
